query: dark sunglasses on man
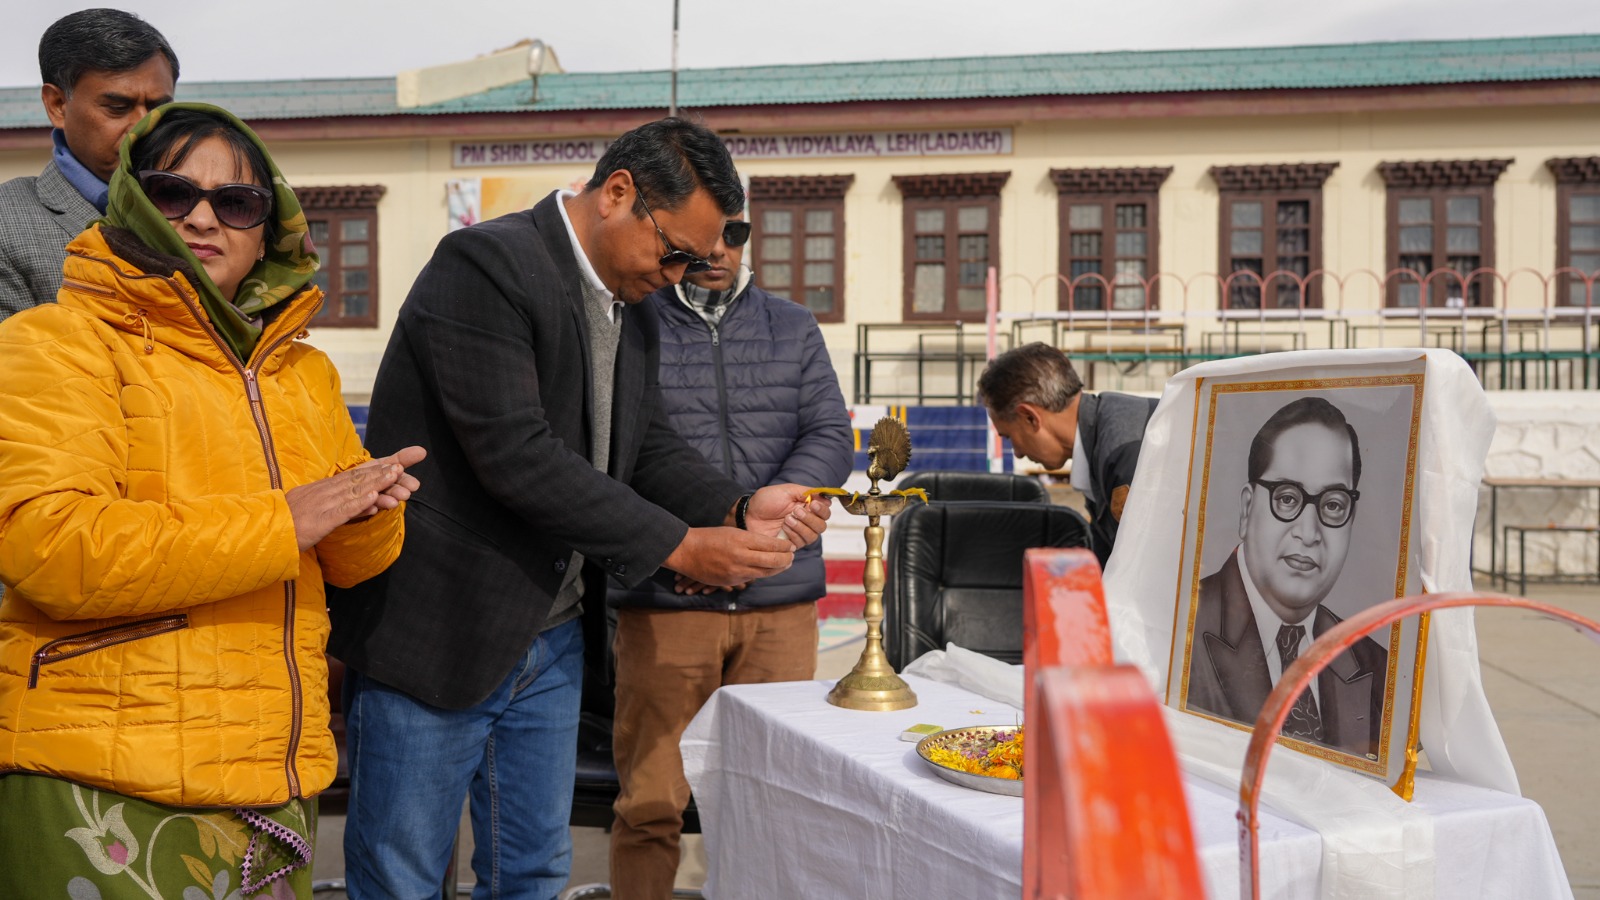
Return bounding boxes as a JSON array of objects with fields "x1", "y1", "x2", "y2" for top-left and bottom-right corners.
[
  {"x1": 722, "y1": 220, "x2": 752, "y2": 248},
  {"x1": 138, "y1": 170, "x2": 274, "y2": 230},
  {"x1": 635, "y1": 188, "x2": 712, "y2": 274}
]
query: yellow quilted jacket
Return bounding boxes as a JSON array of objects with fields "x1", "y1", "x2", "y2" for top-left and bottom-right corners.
[{"x1": 0, "y1": 225, "x2": 405, "y2": 808}]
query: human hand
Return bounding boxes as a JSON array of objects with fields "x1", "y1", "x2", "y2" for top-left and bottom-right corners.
[
  {"x1": 746, "y1": 483, "x2": 833, "y2": 548},
  {"x1": 664, "y1": 526, "x2": 794, "y2": 588},
  {"x1": 286, "y1": 445, "x2": 426, "y2": 551},
  {"x1": 673, "y1": 573, "x2": 749, "y2": 596}
]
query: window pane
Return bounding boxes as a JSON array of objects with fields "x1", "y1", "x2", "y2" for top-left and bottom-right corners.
[
  {"x1": 311, "y1": 270, "x2": 331, "y2": 293},
  {"x1": 341, "y1": 218, "x2": 370, "y2": 241},
  {"x1": 1231, "y1": 202, "x2": 1262, "y2": 228},
  {"x1": 1570, "y1": 226, "x2": 1600, "y2": 251},
  {"x1": 1115, "y1": 232, "x2": 1146, "y2": 257},
  {"x1": 914, "y1": 208, "x2": 945, "y2": 233},
  {"x1": 915, "y1": 235, "x2": 945, "y2": 261},
  {"x1": 1399, "y1": 226, "x2": 1433, "y2": 253},
  {"x1": 1070, "y1": 233, "x2": 1102, "y2": 258},
  {"x1": 762, "y1": 236, "x2": 792, "y2": 261},
  {"x1": 804, "y1": 209, "x2": 834, "y2": 233},
  {"x1": 957, "y1": 206, "x2": 988, "y2": 232},
  {"x1": 1279, "y1": 257, "x2": 1310, "y2": 277},
  {"x1": 804, "y1": 286, "x2": 834, "y2": 314},
  {"x1": 1447, "y1": 226, "x2": 1481, "y2": 254},
  {"x1": 1114, "y1": 204, "x2": 1147, "y2": 229},
  {"x1": 309, "y1": 220, "x2": 330, "y2": 246},
  {"x1": 341, "y1": 245, "x2": 369, "y2": 267},
  {"x1": 1069, "y1": 204, "x2": 1102, "y2": 230},
  {"x1": 1113, "y1": 287, "x2": 1145, "y2": 310},
  {"x1": 1073, "y1": 286, "x2": 1104, "y2": 311},
  {"x1": 1572, "y1": 252, "x2": 1600, "y2": 273},
  {"x1": 1446, "y1": 196, "x2": 1480, "y2": 224},
  {"x1": 342, "y1": 294, "x2": 370, "y2": 318},
  {"x1": 763, "y1": 262, "x2": 791, "y2": 288},
  {"x1": 803, "y1": 262, "x2": 834, "y2": 286},
  {"x1": 342, "y1": 270, "x2": 369, "y2": 291},
  {"x1": 958, "y1": 234, "x2": 989, "y2": 264},
  {"x1": 804, "y1": 236, "x2": 835, "y2": 261},
  {"x1": 1570, "y1": 281, "x2": 1594, "y2": 306},
  {"x1": 1277, "y1": 229, "x2": 1308, "y2": 255},
  {"x1": 1275, "y1": 282, "x2": 1302, "y2": 309},
  {"x1": 1573, "y1": 194, "x2": 1600, "y2": 223},
  {"x1": 957, "y1": 287, "x2": 987, "y2": 311},
  {"x1": 1398, "y1": 198, "x2": 1432, "y2": 224},
  {"x1": 1276, "y1": 201, "x2": 1310, "y2": 226},
  {"x1": 1230, "y1": 230, "x2": 1262, "y2": 256},
  {"x1": 1114, "y1": 259, "x2": 1146, "y2": 283},
  {"x1": 1229, "y1": 259, "x2": 1263, "y2": 309},
  {"x1": 959, "y1": 261, "x2": 986, "y2": 287},
  {"x1": 1069, "y1": 260, "x2": 1100, "y2": 279},
  {"x1": 1398, "y1": 283, "x2": 1422, "y2": 308},
  {"x1": 763, "y1": 210, "x2": 793, "y2": 233},
  {"x1": 913, "y1": 264, "x2": 946, "y2": 312}
]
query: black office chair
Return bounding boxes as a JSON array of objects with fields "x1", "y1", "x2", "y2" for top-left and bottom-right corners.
[
  {"x1": 896, "y1": 470, "x2": 1050, "y2": 504},
  {"x1": 883, "y1": 501, "x2": 1090, "y2": 670}
]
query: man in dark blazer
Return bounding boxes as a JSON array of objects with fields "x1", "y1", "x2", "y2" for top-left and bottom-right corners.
[
  {"x1": 977, "y1": 342, "x2": 1157, "y2": 565},
  {"x1": 329, "y1": 119, "x2": 833, "y2": 899},
  {"x1": 1184, "y1": 397, "x2": 1389, "y2": 760},
  {"x1": 0, "y1": 10, "x2": 177, "y2": 320}
]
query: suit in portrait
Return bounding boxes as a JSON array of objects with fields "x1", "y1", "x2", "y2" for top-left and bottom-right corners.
[
  {"x1": 1184, "y1": 550, "x2": 1389, "y2": 759},
  {"x1": 0, "y1": 160, "x2": 100, "y2": 322}
]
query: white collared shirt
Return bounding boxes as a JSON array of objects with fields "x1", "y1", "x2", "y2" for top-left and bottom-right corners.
[
  {"x1": 1237, "y1": 550, "x2": 1320, "y2": 707},
  {"x1": 554, "y1": 190, "x2": 623, "y2": 324},
  {"x1": 1069, "y1": 422, "x2": 1093, "y2": 501}
]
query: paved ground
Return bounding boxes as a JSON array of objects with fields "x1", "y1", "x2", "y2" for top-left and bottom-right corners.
[{"x1": 312, "y1": 579, "x2": 1599, "y2": 898}]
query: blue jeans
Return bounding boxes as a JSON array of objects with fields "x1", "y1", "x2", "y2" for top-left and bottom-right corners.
[{"x1": 341, "y1": 617, "x2": 584, "y2": 900}]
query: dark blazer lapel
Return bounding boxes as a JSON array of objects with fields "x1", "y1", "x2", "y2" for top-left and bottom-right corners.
[
  {"x1": 609, "y1": 307, "x2": 648, "y2": 477},
  {"x1": 37, "y1": 161, "x2": 100, "y2": 241},
  {"x1": 1077, "y1": 392, "x2": 1100, "y2": 459},
  {"x1": 1200, "y1": 552, "x2": 1274, "y2": 720},
  {"x1": 530, "y1": 195, "x2": 595, "y2": 446},
  {"x1": 1314, "y1": 605, "x2": 1381, "y2": 756}
]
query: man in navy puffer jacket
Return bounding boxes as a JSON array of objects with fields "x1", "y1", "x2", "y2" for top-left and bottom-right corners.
[{"x1": 608, "y1": 212, "x2": 853, "y2": 896}]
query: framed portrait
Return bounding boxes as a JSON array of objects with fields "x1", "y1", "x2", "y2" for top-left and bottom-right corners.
[{"x1": 1164, "y1": 359, "x2": 1428, "y2": 786}]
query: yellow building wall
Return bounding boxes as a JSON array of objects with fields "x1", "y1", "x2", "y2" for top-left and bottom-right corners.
[{"x1": 3, "y1": 98, "x2": 1597, "y2": 401}]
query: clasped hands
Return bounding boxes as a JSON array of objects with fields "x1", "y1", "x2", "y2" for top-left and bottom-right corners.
[
  {"x1": 665, "y1": 483, "x2": 834, "y2": 595},
  {"x1": 285, "y1": 445, "x2": 427, "y2": 552}
]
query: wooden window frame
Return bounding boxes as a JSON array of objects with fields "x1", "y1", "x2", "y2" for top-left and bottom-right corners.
[
  {"x1": 748, "y1": 175, "x2": 854, "y2": 323},
  {"x1": 1547, "y1": 157, "x2": 1600, "y2": 308},
  {"x1": 1051, "y1": 167, "x2": 1171, "y2": 311},
  {"x1": 298, "y1": 185, "x2": 386, "y2": 328},
  {"x1": 1378, "y1": 160, "x2": 1511, "y2": 309},
  {"x1": 893, "y1": 172, "x2": 1010, "y2": 323},
  {"x1": 1211, "y1": 163, "x2": 1337, "y2": 310}
]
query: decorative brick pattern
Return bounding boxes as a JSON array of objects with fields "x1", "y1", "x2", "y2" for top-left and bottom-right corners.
[
  {"x1": 891, "y1": 172, "x2": 1011, "y2": 199},
  {"x1": 1376, "y1": 159, "x2": 1513, "y2": 188},
  {"x1": 294, "y1": 185, "x2": 387, "y2": 209},
  {"x1": 748, "y1": 175, "x2": 855, "y2": 201},
  {"x1": 1208, "y1": 162, "x2": 1339, "y2": 192},
  {"x1": 1546, "y1": 157, "x2": 1600, "y2": 184},
  {"x1": 1049, "y1": 167, "x2": 1173, "y2": 195}
]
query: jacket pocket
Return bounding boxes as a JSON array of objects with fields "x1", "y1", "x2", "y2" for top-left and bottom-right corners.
[{"x1": 29, "y1": 614, "x2": 190, "y2": 688}]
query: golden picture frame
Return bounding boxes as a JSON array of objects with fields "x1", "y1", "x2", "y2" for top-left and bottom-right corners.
[{"x1": 1163, "y1": 361, "x2": 1428, "y2": 791}]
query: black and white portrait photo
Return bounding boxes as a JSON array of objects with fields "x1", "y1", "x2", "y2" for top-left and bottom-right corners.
[{"x1": 1168, "y1": 369, "x2": 1426, "y2": 778}]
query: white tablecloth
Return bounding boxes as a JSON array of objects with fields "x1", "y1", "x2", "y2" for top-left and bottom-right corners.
[{"x1": 681, "y1": 675, "x2": 1570, "y2": 900}]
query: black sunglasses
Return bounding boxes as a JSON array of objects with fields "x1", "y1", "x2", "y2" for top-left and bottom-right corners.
[
  {"x1": 138, "y1": 170, "x2": 274, "y2": 230},
  {"x1": 636, "y1": 188, "x2": 712, "y2": 274},
  {"x1": 722, "y1": 220, "x2": 751, "y2": 248}
]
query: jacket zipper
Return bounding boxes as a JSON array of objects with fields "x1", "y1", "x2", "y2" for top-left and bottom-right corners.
[
  {"x1": 29, "y1": 615, "x2": 189, "y2": 688},
  {"x1": 145, "y1": 262, "x2": 320, "y2": 799},
  {"x1": 707, "y1": 322, "x2": 735, "y2": 479},
  {"x1": 62, "y1": 278, "x2": 120, "y2": 299}
]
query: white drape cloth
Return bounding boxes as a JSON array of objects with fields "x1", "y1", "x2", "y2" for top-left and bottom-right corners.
[{"x1": 1101, "y1": 348, "x2": 1525, "y2": 898}]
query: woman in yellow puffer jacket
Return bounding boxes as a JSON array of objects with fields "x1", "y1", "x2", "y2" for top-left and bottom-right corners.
[{"x1": 0, "y1": 104, "x2": 423, "y2": 898}]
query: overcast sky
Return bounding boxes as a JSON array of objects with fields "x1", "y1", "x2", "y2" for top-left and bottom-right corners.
[{"x1": 2, "y1": 0, "x2": 1598, "y2": 88}]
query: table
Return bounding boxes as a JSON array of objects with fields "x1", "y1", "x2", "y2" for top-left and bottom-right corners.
[
  {"x1": 1480, "y1": 476, "x2": 1600, "y2": 584},
  {"x1": 682, "y1": 675, "x2": 1570, "y2": 899}
]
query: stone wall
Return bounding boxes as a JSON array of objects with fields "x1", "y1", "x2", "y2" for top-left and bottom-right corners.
[{"x1": 1477, "y1": 392, "x2": 1600, "y2": 582}]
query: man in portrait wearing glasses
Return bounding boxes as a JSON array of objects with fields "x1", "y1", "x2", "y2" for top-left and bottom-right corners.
[
  {"x1": 1184, "y1": 396, "x2": 1388, "y2": 760},
  {"x1": 0, "y1": 9, "x2": 178, "y2": 321},
  {"x1": 606, "y1": 209, "x2": 853, "y2": 897},
  {"x1": 330, "y1": 119, "x2": 833, "y2": 898}
]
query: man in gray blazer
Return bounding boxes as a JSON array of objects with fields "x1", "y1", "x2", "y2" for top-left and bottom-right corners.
[{"x1": 0, "y1": 9, "x2": 177, "y2": 321}]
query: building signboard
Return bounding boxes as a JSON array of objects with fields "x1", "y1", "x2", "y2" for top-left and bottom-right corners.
[{"x1": 452, "y1": 127, "x2": 1013, "y2": 168}]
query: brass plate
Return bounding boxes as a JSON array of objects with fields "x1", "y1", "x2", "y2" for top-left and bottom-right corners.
[{"x1": 914, "y1": 725, "x2": 1024, "y2": 797}]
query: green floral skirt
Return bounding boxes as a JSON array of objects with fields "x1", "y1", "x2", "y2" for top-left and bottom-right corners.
[{"x1": 0, "y1": 773, "x2": 317, "y2": 899}]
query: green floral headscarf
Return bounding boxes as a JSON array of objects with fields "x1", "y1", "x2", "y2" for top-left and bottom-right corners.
[{"x1": 103, "y1": 102, "x2": 319, "y2": 362}]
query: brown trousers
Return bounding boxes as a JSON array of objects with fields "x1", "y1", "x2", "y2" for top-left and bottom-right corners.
[{"x1": 609, "y1": 602, "x2": 818, "y2": 899}]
